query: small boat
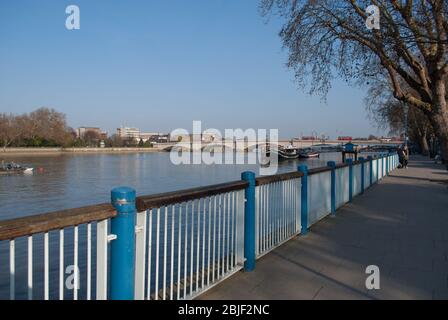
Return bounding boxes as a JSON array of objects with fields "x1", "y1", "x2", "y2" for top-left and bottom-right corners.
[
  {"x1": 0, "y1": 162, "x2": 34, "y2": 175},
  {"x1": 298, "y1": 148, "x2": 320, "y2": 159},
  {"x1": 271, "y1": 144, "x2": 300, "y2": 160}
]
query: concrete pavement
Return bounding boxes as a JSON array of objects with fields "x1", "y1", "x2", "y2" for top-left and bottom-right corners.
[{"x1": 199, "y1": 156, "x2": 448, "y2": 300}]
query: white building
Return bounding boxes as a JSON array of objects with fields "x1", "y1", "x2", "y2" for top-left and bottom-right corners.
[{"x1": 117, "y1": 127, "x2": 141, "y2": 141}]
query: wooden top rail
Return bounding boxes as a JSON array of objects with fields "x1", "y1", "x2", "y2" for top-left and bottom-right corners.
[
  {"x1": 136, "y1": 180, "x2": 249, "y2": 211},
  {"x1": 308, "y1": 167, "x2": 332, "y2": 175},
  {"x1": 0, "y1": 203, "x2": 116, "y2": 241},
  {"x1": 256, "y1": 171, "x2": 304, "y2": 186}
]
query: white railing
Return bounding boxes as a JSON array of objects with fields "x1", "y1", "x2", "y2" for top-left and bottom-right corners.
[
  {"x1": 0, "y1": 204, "x2": 115, "y2": 300},
  {"x1": 135, "y1": 185, "x2": 246, "y2": 300},
  {"x1": 307, "y1": 170, "x2": 331, "y2": 226},
  {"x1": 255, "y1": 174, "x2": 302, "y2": 258}
]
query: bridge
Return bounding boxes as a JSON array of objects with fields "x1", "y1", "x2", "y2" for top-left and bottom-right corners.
[
  {"x1": 2, "y1": 152, "x2": 429, "y2": 300},
  {"x1": 154, "y1": 139, "x2": 403, "y2": 152}
]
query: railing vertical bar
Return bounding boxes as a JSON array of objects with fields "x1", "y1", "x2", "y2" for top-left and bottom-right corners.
[
  {"x1": 135, "y1": 210, "x2": 147, "y2": 300},
  {"x1": 264, "y1": 184, "x2": 268, "y2": 252},
  {"x1": 147, "y1": 210, "x2": 152, "y2": 300},
  {"x1": 44, "y1": 232, "x2": 49, "y2": 300},
  {"x1": 190, "y1": 201, "x2": 194, "y2": 296},
  {"x1": 217, "y1": 194, "x2": 222, "y2": 279},
  {"x1": 201, "y1": 197, "x2": 206, "y2": 289},
  {"x1": 282, "y1": 180, "x2": 285, "y2": 241},
  {"x1": 207, "y1": 197, "x2": 212, "y2": 286},
  {"x1": 226, "y1": 191, "x2": 231, "y2": 273},
  {"x1": 9, "y1": 239, "x2": 15, "y2": 300},
  {"x1": 261, "y1": 185, "x2": 265, "y2": 253},
  {"x1": 196, "y1": 199, "x2": 201, "y2": 291},
  {"x1": 231, "y1": 191, "x2": 235, "y2": 267},
  {"x1": 155, "y1": 208, "x2": 160, "y2": 300},
  {"x1": 87, "y1": 223, "x2": 92, "y2": 300},
  {"x1": 170, "y1": 205, "x2": 175, "y2": 300},
  {"x1": 183, "y1": 202, "x2": 188, "y2": 299},
  {"x1": 285, "y1": 180, "x2": 289, "y2": 238},
  {"x1": 255, "y1": 185, "x2": 260, "y2": 256},
  {"x1": 275, "y1": 182, "x2": 281, "y2": 245},
  {"x1": 222, "y1": 193, "x2": 226, "y2": 277},
  {"x1": 163, "y1": 206, "x2": 168, "y2": 300},
  {"x1": 212, "y1": 196, "x2": 217, "y2": 283},
  {"x1": 59, "y1": 229, "x2": 64, "y2": 300},
  {"x1": 269, "y1": 183, "x2": 272, "y2": 250},
  {"x1": 235, "y1": 191, "x2": 240, "y2": 264},
  {"x1": 96, "y1": 220, "x2": 108, "y2": 300},
  {"x1": 74, "y1": 226, "x2": 78, "y2": 300},
  {"x1": 296, "y1": 178, "x2": 299, "y2": 233},
  {"x1": 27, "y1": 236, "x2": 33, "y2": 300},
  {"x1": 177, "y1": 204, "x2": 182, "y2": 300}
]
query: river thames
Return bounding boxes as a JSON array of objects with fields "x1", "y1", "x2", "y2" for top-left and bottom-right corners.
[{"x1": 0, "y1": 152, "x2": 345, "y2": 221}]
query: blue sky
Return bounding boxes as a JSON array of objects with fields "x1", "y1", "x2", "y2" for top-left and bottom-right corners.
[{"x1": 0, "y1": 0, "x2": 386, "y2": 138}]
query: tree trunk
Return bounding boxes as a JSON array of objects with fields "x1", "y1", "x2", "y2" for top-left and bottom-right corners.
[
  {"x1": 419, "y1": 133, "x2": 430, "y2": 156},
  {"x1": 430, "y1": 79, "x2": 448, "y2": 165}
]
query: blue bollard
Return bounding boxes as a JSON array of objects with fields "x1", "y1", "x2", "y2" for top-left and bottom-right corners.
[
  {"x1": 367, "y1": 156, "x2": 373, "y2": 187},
  {"x1": 346, "y1": 159, "x2": 353, "y2": 202},
  {"x1": 110, "y1": 186, "x2": 137, "y2": 300},
  {"x1": 298, "y1": 165, "x2": 308, "y2": 234},
  {"x1": 327, "y1": 161, "x2": 336, "y2": 215},
  {"x1": 242, "y1": 171, "x2": 256, "y2": 272},
  {"x1": 359, "y1": 157, "x2": 365, "y2": 194}
]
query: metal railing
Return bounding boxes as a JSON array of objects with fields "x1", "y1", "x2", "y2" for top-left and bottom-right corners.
[
  {"x1": 254, "y1": 172, "x2": 303, "y2": 258},
  {"x1": 134, "y1": 181, "x2": 247, "y2": 300},
  {"x1": 0, "y1": 204, "x2": 116, "y2": 300},
  {"x1": 0, "y1": 153, "x2": 399, "y2": 300}
]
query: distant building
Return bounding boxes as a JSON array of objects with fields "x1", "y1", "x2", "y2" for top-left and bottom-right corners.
[
  {"x1": 100, "y1": 131, "x2": 108, "y2": 140},
  {"x1": 338, "y1": 136, "x2": 353, "y2": 141},
  {"x1": 117, "y1": 127, "x2": 140, "y2": 141},
  {"x1": 140, "y1": 132, "x2": 170, "y2": 144},
  {"x1": 76, "y1": 127, "x2": 102, "y2": 139}
]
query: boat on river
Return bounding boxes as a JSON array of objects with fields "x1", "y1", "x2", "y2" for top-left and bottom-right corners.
[
  {"x1": 269, "y1": 144, "x2": 300, "y2": 160},
  {"x1": 298, "y1": 148, "x2": 320, "y2": 159},
  {"x1": 0, "y1": 162, "x2": 34, "y2": 175}
]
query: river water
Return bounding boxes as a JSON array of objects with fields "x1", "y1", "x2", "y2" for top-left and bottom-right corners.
[
  {"x1": 0, "y1": 152, "x2": 344, "y2": 221},
  {"x1": 0, "y1": 151, "x2": 347, "y2": 299}
]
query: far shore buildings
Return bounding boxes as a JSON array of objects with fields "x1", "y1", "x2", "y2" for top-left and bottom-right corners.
[
  {"x1": 116, "y1": 126, "x2": 170, "y2": 143},
  {"x1": 76, "y1": 127, "x2": 107, "y2": 140}
]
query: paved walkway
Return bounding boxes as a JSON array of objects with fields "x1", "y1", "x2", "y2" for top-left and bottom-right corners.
[{"x1": 200, "y1": 156, "x2": 448, "y2": 300}]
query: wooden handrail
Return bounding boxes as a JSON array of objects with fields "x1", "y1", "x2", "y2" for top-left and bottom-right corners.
[
  {"x1": 0, "y1": 203, "x2": 116, "y2": 241},
  {"x1": 255, "y1": 171, "x2": 304, "y2": 186},
  {"x1": 136, "y1": 180, "x2": 249, "y2": 211}
]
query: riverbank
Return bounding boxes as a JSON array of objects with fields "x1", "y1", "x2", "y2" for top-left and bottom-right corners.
[{"x1": 1, "y1": 147, "x2": 165, "y2": 156}]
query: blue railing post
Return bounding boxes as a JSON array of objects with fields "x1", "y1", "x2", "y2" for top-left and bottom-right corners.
[
  {"x1": 327, "y1": 161, "x2": 336, "y2": 215},
  {"x1": 241, "y1": 171, "x2": 256, "y2": 272},
  {"x1": 359, "y1": 157, "x2": 365, "y2": 194},
  {"x1": 298, "y1": 165, "x2": 308, "y2": 234},
  {"x1": 346, "y1": 159, "x2": 353, "y2": 202},
  {"x1": 367, "y1": 156, "x2": 373, "y2": 187},
  {"x1": 110, "y1": 186, "x2": 136, "y2": 300}
]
